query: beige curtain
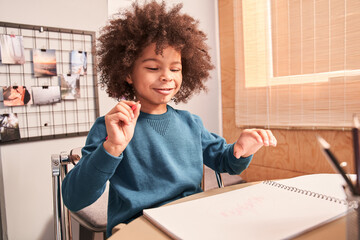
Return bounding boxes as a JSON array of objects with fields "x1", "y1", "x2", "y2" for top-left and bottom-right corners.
[{"x1": 234, "y1": 0, "x2": 360, "y2": 129}]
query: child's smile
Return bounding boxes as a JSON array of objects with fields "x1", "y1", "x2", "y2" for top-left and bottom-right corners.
[
  {"x1": 153, "y1": 87, "x2": 175, "y2": 95},
  {"x1": 127, "y1": 43, "x2": 182, "y2": 114}
]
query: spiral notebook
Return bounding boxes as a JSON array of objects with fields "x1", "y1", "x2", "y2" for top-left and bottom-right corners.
[{"x1": 143, "y1": 174, "x2": 355, "y2": 240}]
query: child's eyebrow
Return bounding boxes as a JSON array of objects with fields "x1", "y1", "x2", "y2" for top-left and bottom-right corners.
[
  {"x1": 142, "y1": 58, "x2": 182, "y2": 65},
  {"x1": 142, "y1": 58, "x2": 159, "y2": 63}
]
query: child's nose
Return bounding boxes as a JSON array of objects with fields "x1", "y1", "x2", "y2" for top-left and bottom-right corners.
[
  {"x1": 160, "y1": 70, "x2": 173, "y2": 82},
  {"x1": 161, "y1": 77, "x2": 172, "y2": 82}
]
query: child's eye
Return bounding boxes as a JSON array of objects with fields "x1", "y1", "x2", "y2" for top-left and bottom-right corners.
[
  {"x1": 146, "y1": 67, "x2": 158, "y2": 71},
  {"x1": 171, "y1": 69, "x2": 181, "y2": 72}
]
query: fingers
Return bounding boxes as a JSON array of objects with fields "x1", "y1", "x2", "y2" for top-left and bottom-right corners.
[
  {"x1": 255, "y1": 129, "x2": 277, "y2": 146},
  {"x1": 267, "y1": 130, "x2": 277, "y2": 146},
  {"x1": 107, "y1": 110, "x2": 132, "y2": 126},
  {"x1": 233, "y1": 128, "x2": 277, "y2": 159},
  {"x1": 107, "y1": 101, "x2": 140, "y2": 125},
  {"x1": 132, "y1": 102, "x2": 141, "y2": 120}
]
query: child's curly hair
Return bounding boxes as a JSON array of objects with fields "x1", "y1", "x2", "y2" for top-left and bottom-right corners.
[{"x1": 97, "y1": 0, "x2": 214, "y2": 103}]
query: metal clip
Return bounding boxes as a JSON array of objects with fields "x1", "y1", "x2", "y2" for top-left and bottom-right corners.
[{"x1": 51, "y1": 154, "x2": 60, "y2": 176}]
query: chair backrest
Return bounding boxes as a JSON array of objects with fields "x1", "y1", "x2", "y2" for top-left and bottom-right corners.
[
  {"x1": 67, "y1": 148, "x2": 108, "y2": 232},
  {"x1": 52, "y1": 148, "x2": 108, "y2": 240}
]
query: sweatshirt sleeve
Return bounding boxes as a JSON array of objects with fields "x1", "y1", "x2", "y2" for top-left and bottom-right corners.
[
  {"x1": 194, "y1": 116, "x2": 252, "y2": 175},
  {"x1": 61, "y1": 117, "x2": 123, "y2": 212}
]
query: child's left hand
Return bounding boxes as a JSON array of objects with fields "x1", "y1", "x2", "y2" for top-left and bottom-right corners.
[{"x1": 233, "y1": 129, "x2": 277, "y2": 159}]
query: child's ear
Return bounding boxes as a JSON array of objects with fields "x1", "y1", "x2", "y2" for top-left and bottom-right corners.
[{"x1": 126, "y1": 75, "x2": 133, "y2": 84}]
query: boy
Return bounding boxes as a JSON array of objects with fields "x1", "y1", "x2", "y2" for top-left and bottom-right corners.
[{"x1": 62, "y1": 1, "x2": 277, "y2": 237}]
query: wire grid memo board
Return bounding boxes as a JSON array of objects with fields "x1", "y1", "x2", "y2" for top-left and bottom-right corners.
[{"x1": 0, "y1": 21, "x2": 99, "y2": 144}]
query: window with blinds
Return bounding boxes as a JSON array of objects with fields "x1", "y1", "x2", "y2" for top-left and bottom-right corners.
[{"x1": 234, "y1": 0, "x2": 360, "y2": 129}]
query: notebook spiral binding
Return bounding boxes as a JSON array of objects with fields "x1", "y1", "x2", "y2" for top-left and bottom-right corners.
[{"x1": 263, "y1": 180, "x2": 358, "y2": 209}]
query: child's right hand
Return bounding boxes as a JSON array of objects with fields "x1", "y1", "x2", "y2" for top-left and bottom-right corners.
[{"x1": 103, "y1": 100, "x2": 141, "y2": 156}]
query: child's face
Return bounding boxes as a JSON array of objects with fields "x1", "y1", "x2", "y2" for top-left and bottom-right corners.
[{"x1": 126, "y1": 43, "x2": 182, "y2": 114}]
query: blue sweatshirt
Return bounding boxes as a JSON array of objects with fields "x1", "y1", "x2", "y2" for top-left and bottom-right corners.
[{"x1": 62, "y1": 105, "x2": 252, "y2": 237}]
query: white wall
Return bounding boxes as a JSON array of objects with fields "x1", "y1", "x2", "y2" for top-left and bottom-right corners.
[
  {"x1": 0, "y1": 1, "x2": 108, "y2": 239},
  {"x1": 0, "y1": 0, "x2": 221, "y2": 239}
]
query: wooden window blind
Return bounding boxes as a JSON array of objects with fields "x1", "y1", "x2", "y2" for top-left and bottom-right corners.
[{"x1": 234, "y1": 0, "x2": 360, "y2": 129}]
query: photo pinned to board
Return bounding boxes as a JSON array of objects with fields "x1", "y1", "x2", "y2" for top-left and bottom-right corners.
[
  {"x1": 32, "y1": 49, "x2": 57, "y2": 77},
  {"x1": 71, "y1": 50, "x2": 87, "y2": 75},
  {"x1": 60, "y1": 74, "x2": 80, "y2": 100},
  {"x1": 31, "y1": 86, "x2": 61, "y2": 105},
  {"x1": 0, "y1": 113, "x2": 20, "y2": 142},
  {"x1": 0, "y1": 34, "x2": 25, "y2": 64},
  {"x1": 2, "y1": 86, "x2": 32, "y2": 107}
]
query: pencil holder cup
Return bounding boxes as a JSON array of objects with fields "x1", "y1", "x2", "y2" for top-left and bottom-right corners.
[{"x1": 344, "y1": 185, "x2": 360, "y2": 240}]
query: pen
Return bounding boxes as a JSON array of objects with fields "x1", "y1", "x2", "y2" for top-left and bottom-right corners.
[
  {"x1": 353, "y1": 114, "x2": 360, "y2": 193},
  {"x1": 131, "y1": 104, "x2": 137, "y2": 111},
  {"x1": 317, "y1": 135, "x2": 359, "y2": 196}
]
